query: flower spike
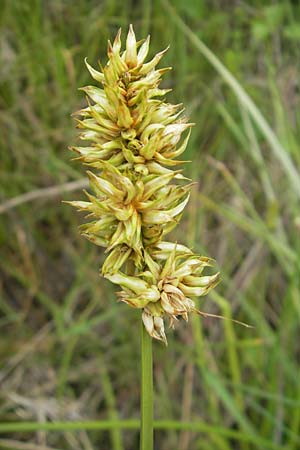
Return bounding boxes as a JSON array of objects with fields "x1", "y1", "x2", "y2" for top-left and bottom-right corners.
[{"x1": 67, "y1": 25, "x2": 220, "y2": 344}]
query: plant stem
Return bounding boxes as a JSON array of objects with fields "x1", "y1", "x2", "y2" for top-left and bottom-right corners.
[{"x1": 140, "y1": 318, "x2": 153, "y2": 450}]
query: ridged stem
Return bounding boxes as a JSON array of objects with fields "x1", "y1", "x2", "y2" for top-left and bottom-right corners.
[{"x1": 140, "y1": 318, "x2": 153, "y2": 450}]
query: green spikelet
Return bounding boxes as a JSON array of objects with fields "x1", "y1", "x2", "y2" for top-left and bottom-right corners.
[{"x1": 67, "y1": 25, "x2": 220, "y2": 344}]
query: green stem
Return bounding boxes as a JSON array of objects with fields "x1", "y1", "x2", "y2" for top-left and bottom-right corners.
[{"x1": 140, "y1": 318, "x2": 153, "y2": 450}]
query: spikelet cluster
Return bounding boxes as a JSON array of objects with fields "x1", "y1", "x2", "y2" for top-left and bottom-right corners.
[{"x1": 67, "y1": 26, "x2": 219, "y2": 344}]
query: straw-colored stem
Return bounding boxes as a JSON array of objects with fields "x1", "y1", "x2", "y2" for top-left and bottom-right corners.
[{"x1": 140, "y1": 318, "x2": 153, "y2": 450}]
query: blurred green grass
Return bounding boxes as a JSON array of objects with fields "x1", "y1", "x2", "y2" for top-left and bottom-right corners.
[{"x1": 1, "y1": 0, "x2": 300, "y2": 449}]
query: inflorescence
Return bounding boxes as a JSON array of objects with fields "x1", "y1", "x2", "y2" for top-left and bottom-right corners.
[{"x1": 67, "y1": 25, "x2": 220, "y2": 344}]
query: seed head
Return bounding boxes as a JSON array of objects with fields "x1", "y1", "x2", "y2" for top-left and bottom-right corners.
[{"x1": 67, "y1": 26, "x2": 220, "y2": 344}]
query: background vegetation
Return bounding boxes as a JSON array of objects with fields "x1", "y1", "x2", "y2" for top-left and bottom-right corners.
[{"x1": 1, "y1": 1, "x2": 300, "y2": 449}]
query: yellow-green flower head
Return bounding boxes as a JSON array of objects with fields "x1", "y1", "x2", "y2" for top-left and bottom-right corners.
[
  {"x1": 73, "y1": 25, "x2": 192, "y2": 171},
  {"x1": 106, "y1": 242, "x2": 220, "y2": 344},
  {"x1": 68, "y1": 161, "x2": 191, "y2": 268},
  {"x1": 67, "y1": 25, "x2": 220, "y2": 343}
]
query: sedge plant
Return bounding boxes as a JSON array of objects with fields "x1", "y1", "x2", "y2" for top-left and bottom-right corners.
[{"x1": 66, "y1": 25, "x2": 219, "y2": 450}]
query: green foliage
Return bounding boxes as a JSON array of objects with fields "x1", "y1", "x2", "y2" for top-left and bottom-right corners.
[{"x1": 1, "y1": 0, "x2": 300, "y2": 449}]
